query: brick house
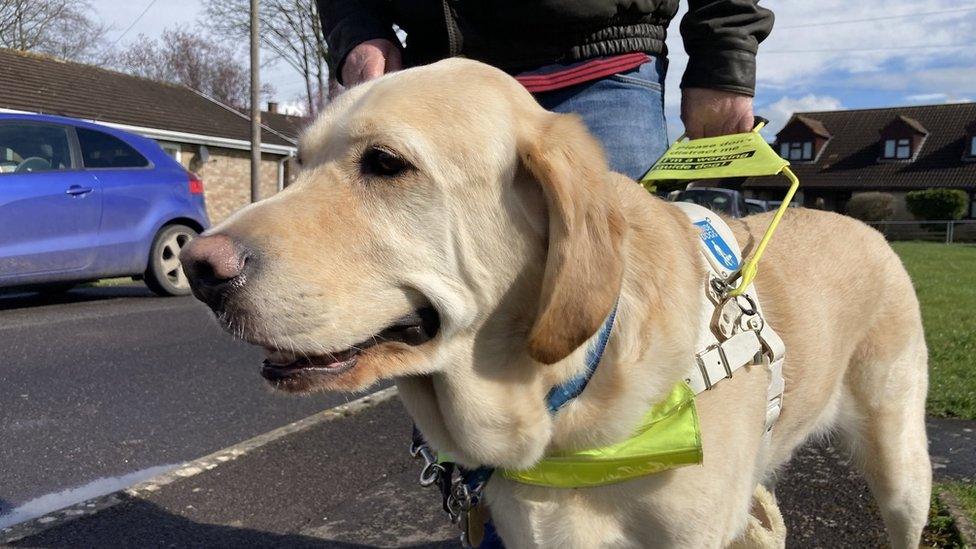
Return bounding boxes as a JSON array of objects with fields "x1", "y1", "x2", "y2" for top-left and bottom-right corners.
[
  {"x1": 743, "y1": 103, "x2": 976, "y2": 220},
  {"x1": 0, "y1": 48, "x2": 307, "y2": 224}
]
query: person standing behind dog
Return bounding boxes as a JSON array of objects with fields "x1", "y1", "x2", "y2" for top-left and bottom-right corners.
[{"x1": 317, "y1": 1, "x2": 773, "y2": 180}]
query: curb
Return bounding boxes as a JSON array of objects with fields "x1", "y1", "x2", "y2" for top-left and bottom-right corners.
[
  {"x1": 0, "y1": 387, "x2": 399, "y2": 545},
  {"x1": 939, "y1": 489, "x2": 976, "y2": 548}
]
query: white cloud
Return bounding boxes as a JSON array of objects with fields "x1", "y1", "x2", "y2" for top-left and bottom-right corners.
[
  {"x1": 903, "y1": 93, "x2": 973, "y2": 104},
  {"x1": 761, "y1": 94, "x2": 843, "y2": 136},
  {"x1": 659, "y1": 1, "x2": 976, "y2": 136},
  {"x1": 905, "y1": 92, "x2": 950, "y2": 102},
  {"x1": 753, "y1": 0, "x2": 976, "y2": 91},
  {"x1": 665, "y1": 1, "x2": 976, "y2": 96},
  {"x1": 851, "y1": 66, "x2": 976, "y2": 95}
]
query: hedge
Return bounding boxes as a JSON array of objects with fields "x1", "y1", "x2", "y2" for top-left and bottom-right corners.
[
  {"x1": 846, "y1": 192, "x2": 895, "y2": 222},
  {"x1": 906, "y1": 189, "x2": 969, "y2": 221}
]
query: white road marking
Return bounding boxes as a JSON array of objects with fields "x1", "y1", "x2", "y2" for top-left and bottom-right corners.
[
  {"x1": 0, "y1": 463, "x2": 180, "y2": 529},
  {"x1": 0, "y1": 387, "x2": 399, "y2": 544}
]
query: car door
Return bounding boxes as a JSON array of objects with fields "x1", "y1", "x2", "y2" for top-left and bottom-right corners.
[
  {"x1": 0, "y1": 122, "x2": 102, "y2": 279},
  {"x1": 73, "y1": 126, "x2": 157, "y2": 251}
]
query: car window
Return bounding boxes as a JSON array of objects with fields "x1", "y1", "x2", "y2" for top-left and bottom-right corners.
[
  {"x1": 746, "y1": 202, "x2": 765, "y2": 215},
  {"x1": 76, "y1": 128, "x2": 149, "y2": 169},
  {"x1": 677, "y1": 190, "x2": 734, "y2": 215},
  {"x1": 0, "y1": 124, "x2": 74, "y2": 174}
]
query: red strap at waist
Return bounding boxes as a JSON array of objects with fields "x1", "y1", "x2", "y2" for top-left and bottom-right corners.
[{"x1": 515, "y1": 52, "x2": 650, "y2": 93}]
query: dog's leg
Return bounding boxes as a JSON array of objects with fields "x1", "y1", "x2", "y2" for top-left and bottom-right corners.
[{"x1": 840, "y1": 326, "x2": 931, "y2": 549}]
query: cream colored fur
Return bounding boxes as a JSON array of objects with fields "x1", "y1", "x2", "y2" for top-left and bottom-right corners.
[
  {"x1": 729, "y1": 486, "x2": 786, "y2": 549},
  {"x1": 204, "y1": 58, "x2": 931, "y2": 548}
]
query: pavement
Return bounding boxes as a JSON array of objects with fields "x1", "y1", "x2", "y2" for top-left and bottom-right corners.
[
  {"x1": 4, "y1": 387, "x2": 974, "y2": 548},
  {"x1": 928, "y1": 417, "x2": 976, "y2": 483},
  {"x1": 0, "y1": 284, "x2": 364, "y2": 515}
]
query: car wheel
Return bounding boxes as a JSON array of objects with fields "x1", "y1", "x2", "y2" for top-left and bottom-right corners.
[{"x1": 144, "y1": 224, "x2": 197, "y2": 296}]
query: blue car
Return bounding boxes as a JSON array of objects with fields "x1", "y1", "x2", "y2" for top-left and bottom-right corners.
[{"x1": 0, "y1": 113, "x2": 210, "y2": 296}]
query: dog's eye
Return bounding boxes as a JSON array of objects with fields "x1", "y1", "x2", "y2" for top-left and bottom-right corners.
[{"x1": 361, "y1": 147, "x2": 410, "y2": 177}]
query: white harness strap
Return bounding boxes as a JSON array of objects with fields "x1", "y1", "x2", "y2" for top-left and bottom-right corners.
[{"x1": 674, "y1": 203, "x2": 786, "y2": 436}]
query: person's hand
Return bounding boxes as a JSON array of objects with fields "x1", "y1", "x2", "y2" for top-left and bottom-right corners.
[
  {"x1": 341, "y1": 39, "x2": 402, "y2": 87},
  {"x1": 681, "y1": 88, "x2": 755, "y2": 139}
]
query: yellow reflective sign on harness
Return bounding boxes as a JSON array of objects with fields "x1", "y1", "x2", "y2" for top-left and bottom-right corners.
[
  {"x1": 501, "y1": 382, "x2": 702, "y2": 488},
  {"x1": 640, "y1": 125, "x2": 800, "y2": 297},
  {"x1": 640, "y1": 131, "x2": 788, "y2": 183}
]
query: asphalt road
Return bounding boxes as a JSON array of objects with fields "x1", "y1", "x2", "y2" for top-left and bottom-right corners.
[
  {"x1": 0, "y1": 283, "x2": 365, "y2": 516},
  {"x1": 0, "y1": 395, "x2": 902, "y2": 548}
]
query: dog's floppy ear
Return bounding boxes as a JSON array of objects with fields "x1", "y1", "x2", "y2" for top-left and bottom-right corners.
[{"x1": 520, "y1": 112, "x2": 625, "y2": 365}]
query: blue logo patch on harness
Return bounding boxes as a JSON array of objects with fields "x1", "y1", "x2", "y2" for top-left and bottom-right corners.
[{"x1": 694, "y1": 219, "x2": 739, "y2": 271}]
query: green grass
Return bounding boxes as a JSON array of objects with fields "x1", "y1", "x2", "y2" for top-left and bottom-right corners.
[
  {"x1": 82, "y1": 277, "x2": 139, "y2": 288},
  {"x1": 940, "y1": 481, "x2": 976, "y2": 527},
  {"x1": 891, "y1": 243, "x2": 976, "y2": 541},
  {"x1": 926, "y1": 482, "x2": 976, "y2": 548},
  {"x1": 926, "y1": 487, "x2": 969, "y2": 548},
  {"x1": 927, "y1": 493, "x2": 965, "y2": 548},
  {"x1": 891, "y1": 242, "x2": 976, "y2": 420}
]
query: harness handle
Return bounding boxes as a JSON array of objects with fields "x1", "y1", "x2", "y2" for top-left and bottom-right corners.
[
  {"x1": 725, "y1": 166, "x2": 799, "y2": 296},
  {"x1": 668, "y1": 116, "x2": 798, "y2": 297},
  {"x1": 672, "y1": 116, "x2": 769, "y2": 143}
]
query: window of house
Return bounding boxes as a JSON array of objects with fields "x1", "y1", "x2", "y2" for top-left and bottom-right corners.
[
  {"x1": 158, "y1": 141, "x2": 182, "y2": 164},
  {"x1": 882, "y1": 138, "x2": 912, "y2": 160},
  {"x1": 76, "y1": 128, "x2": 149, "y2": 169},
  {"x1": 970, "y1": 136, "x2": 976, "y2": 157},
  {"x1": 0, "y1": 123, "x2": 74, "y2": 174},
  {"x1": 778, "y1": 141, "x2": 813, "y2": 161}
]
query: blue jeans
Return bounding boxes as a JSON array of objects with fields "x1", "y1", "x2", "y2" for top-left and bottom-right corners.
[{"x1": 534, "y1": 58, "x2": 670, "y2": 181}]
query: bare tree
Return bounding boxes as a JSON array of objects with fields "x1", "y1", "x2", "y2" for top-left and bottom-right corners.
[
  {"x1": 114, "y1": 29, "x2": 274, "y2": 110},
  {"x1": 202, "y1": 0, "x2": 328, "y2": 115},
  {"x1": 0, "y1": 0, "x2": 106, "y2": 62}
]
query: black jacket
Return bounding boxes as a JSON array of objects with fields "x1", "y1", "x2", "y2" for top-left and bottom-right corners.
[{"x1": 319, "y1": 0, "x2": 773, "y2": 96}]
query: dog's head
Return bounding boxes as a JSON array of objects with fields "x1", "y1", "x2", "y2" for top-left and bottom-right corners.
[{"x1": 181, "y1": 58, "x2": 626, "y2": 467}]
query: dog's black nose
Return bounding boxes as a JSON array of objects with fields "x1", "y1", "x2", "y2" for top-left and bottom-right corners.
[{"x1": 180, "y1": 233, "x2": 252, "y2": 309}]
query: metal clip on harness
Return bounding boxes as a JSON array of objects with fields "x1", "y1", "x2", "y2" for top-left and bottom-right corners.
[{"x1": 411, "y1": 426, "x2": 488, "y2": 547}]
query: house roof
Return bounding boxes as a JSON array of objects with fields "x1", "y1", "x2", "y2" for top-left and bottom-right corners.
[
  {"x1": 261, "y1": 111, "x2": 308, "y2": 140},
  {"x1": 893, "y1": 115, "x2": 929, "y2": 135},
  {"x1": 792, "y1": 115, "x2": 831, "y2": 138},
  {"x1": 748, "y1": 102, "x2": 976, "y2": 190},
  {"x1": 0, "y1": 48, "x2": 296, "y2": 151}
]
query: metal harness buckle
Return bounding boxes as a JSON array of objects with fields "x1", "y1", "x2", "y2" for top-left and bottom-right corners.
[
  {"x1": 410, "y1": 432, "x2": 487, "y2": 548},
  {"x1": 411, "y1": 438, "x2": 445, "y2": 488},
  {"x1": 696, "y1": 344, "x2": 732, "y2": 390}
]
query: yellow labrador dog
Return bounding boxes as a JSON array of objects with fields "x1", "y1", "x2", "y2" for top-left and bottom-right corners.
[{"x1": 181, "y1": 58, "x2": 930, "y2": 548}]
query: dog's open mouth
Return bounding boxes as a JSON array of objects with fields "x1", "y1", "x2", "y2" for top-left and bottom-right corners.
[{"x1": 260, "y1": 306, "x2": 440, "y2": 382}]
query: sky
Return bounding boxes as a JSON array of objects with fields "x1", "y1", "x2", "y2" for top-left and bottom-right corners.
[
  {"x1": 91, "y1": 0, "x2": 976, "y2": 137},
  {"x1": 91, "y1": 0, "x2": 309, "y2": 113}
]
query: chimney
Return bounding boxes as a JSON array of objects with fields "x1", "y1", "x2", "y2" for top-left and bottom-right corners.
[{"x1": 267, "y1": 101, "x2": 279, "y2": 114}]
